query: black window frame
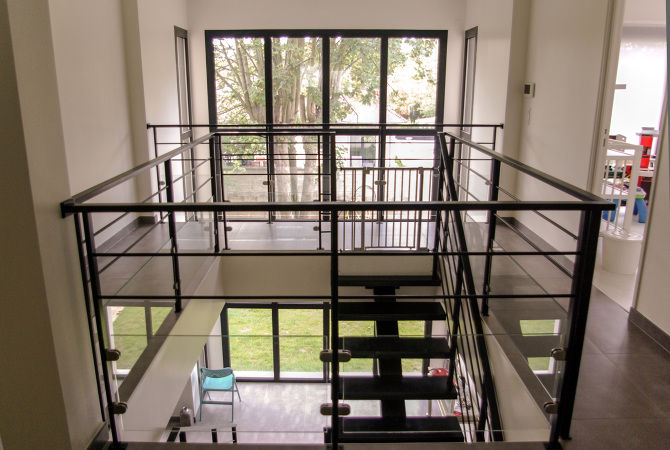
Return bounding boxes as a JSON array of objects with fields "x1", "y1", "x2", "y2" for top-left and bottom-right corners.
[{"x1": 205, "y1": 29, "x2": 447, "y2": 129}]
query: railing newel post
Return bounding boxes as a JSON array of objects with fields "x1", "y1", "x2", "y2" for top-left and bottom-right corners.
[{"x1": 164, "y1": 160, "x2": 183, "y2": 313}]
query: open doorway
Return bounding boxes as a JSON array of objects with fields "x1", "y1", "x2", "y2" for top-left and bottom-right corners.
[{"x1": 593, "y1": 6, "x2": 667, "y2": 310}]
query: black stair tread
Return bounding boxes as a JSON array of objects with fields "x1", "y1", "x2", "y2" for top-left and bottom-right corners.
[
  {"x1": 340, "y1": 376, "x2": 457, "y2": 400},
  {"x1": 338, "y1": 302, "x2": 446, "y2": 321},
  {"x1": 338, "y1": 275, "x2": 441, "y2": 287},
  {"x1": 338, "y1": 417, "x2": 464, "y2": 443},
  {"x1": 340, "y1": 336, "x2": 452, "y2": 359}
]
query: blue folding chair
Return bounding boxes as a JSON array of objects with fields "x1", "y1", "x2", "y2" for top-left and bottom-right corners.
[{"x1": 199, "y1": 367, "x2": 241, "y2": 421}]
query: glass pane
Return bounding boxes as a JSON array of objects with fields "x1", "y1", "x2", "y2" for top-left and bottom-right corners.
[
  {"x1": 221, "y1": 135, "x2": 268, "y2": 219},
  {"x1": 151, "y1": 307, "x2": 171, "y2": 334},
  {"x1": 227, "y1": 308, "x2": 273, "y2": 377},
  {"x1": 387, "y1": 38, "x2": 439, "y2": 124},
  {"x1": 330, "y1": 37, "x2": 381, "y2": 123},
  {"x1": 339, "y1": 319, "x2": 375, "y2": 374},
  {"x1": 110, "y1": 306, "x2": 147, "y2": 371},
  {"x1": 272, "y1": 135, "x2": 321, "y2": 219},
  {"x1": 398, "y1": 321, "x2": 424, "y2": 374},
  {"x1": 272, "y1": 37, "x2": 322, "y2": 124},
  {"x1": 212, "y1": 37, "x2": 266, "y2": 124},
  {"x1": 279, "y1": 309, "x2": 324, "y2": 378}
]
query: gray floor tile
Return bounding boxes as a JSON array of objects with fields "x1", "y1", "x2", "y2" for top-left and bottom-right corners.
[{"x1": 565, "y1": 418, "x2": 670, "y2": 450}]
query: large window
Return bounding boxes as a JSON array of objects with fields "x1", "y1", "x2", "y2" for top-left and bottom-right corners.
[
  {"x1": 222, "y1": 303, "x2": 429, "y2": 382},
  {"x1": 206, "y1": 31, "x2": 446, "y2": 218},
  {"x1": 207, "y1": 31, "x2": 445, "y2": 126}
]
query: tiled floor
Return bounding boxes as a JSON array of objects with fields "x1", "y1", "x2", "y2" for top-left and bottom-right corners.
[
  {"x1": 565, "y1": 288, "x2": 670, "y2": 449},
  {"x1": 106, "y1": 219, "x2": 670, "y2": 448},
  {"x1": 178, "y1": 383, "x2": 441, "y2": 445}
]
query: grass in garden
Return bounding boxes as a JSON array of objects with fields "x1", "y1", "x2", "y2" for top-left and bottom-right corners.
[
  {"x1": 227, "y1": 308, "x2": 425, "y2": 375},
  {"x1": 112, "y1": 307, "x2": 171, "y2": 370}
]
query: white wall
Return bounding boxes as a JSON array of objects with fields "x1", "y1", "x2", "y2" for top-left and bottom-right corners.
[
  {"x1": 2, "y1": 0, "x2": 102, "y2": 447},
  {"x1": 186, "y1": 0, "x2": 467, "y2": 129},
  {"x1": 634, "y1": 108, "x2": 669, "y2": 334},
  {"x1": 464, "y1": 0, "x2": 514, "y2": 141},
  {"x1": 137, "y1": 0, "x2": 188, "y2": 146},
  {"x1": 49, "y1": 0, "x2": 140, "y2": 241},
  {"x1": 513, "y1": 0, "x2": 611, "y2": 251}
]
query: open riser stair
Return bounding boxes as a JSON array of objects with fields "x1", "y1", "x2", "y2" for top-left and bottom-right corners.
[{"x1": 327, "y1": 276, "x2": 464, "y2": 443}]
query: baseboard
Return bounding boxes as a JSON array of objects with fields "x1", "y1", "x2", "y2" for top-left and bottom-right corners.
[{"x1": 629, "y1": 307, "x2": 670, "y2": 354}]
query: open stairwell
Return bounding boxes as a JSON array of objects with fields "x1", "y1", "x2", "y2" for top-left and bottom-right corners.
[{"x1": 328, "y1": 276, "x2": 464, "y2": 443}]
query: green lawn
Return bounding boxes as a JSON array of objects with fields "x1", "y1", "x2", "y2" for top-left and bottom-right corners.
[
  {"x1": 112, "y1": 307, "x2": 172, "y2": 370},
  {"x1": 227, "y1": 308, "x2": 425, "y2": 375},
  {"x1": 113, "y1": 306, "x2": 429, "y2": 374}
]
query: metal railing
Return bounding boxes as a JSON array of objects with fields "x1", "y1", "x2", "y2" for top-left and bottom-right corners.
[{"x1": 61, "y1": 124, "x2": 612, "y2": 448}]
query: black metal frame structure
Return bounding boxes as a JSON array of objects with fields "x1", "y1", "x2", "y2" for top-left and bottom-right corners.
[{"x1": 61, "y1": 124, "x2": 612, "y2": 449}]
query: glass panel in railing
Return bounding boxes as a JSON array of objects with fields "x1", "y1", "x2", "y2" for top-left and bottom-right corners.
[
  {"x1": 220, "y1": 135, "x2": 269, "y2": 220},
  {"x1": 112, "y1": 332, "x2": 329, "y2": 445},
  {"x1": 172, "y1": 219, "x2": 216, "y2": 253},
  {"x1": 488, "y1": 253, "x2": 572, "y2": 307},
  {"x1": 385, "y1": 135, "x2": 437, "y2": 169}
]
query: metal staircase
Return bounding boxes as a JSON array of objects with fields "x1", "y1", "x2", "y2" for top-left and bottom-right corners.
[{"x1": 327, "y1": 277, "x2": 465, "y2": 443}]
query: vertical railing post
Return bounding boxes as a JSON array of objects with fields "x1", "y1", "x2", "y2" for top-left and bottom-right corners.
[
  {"x1": 330, "y1": 133, "x2": 337, "y2": 204},
  {"x1": 481, "y1": 158, "x2": 501, "y2": 316},
  {"x1": 550, "y1": 209, "x2": 601, "y2": 446},
  {"x1": 330, "y1": 208, "x2": 340, "y2": 448},
  {"x1": 322, "y1": 133, "x2": 331, "y2": 221},
  {"x1": 164, "y1": 160, "x2": 183, "y2": 313},
  {"x1": 215, "y1": 134, "x2": 229, "y2": 250},
  {"x1": 416, "y1": 168, "x2": 425, "y2": 250},
  {"x1": 152, "y1": 126, "x2": 165, "y2": 222},
  {"x1": 208, "y1": 135, "x2": 220, "y2": 253},
  {"x1": 82, "y1": 213, "x2": 121, "y2": 446},
  {"x1": 317, "y1": 133, "x2": 323, "y2": 250},
  {"x1": 432, "y1": 136, "x2": 446, "y2": 279},
  {"x1": 74, "y1": 213, "x2": 106, "y2": 421},
  {"x1": 440, "y1": 133, "x2": 503, "y2": 441},
  {"x1": 361, "y1": 167, "x2": 367, "y2": 249}
]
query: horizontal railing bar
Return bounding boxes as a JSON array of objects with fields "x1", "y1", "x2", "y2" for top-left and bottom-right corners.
[
  {"x1": 92, "y1": 249, "x2": 581, "y2": 257},
  {"x1": 63, "y1": 200, "x2": 614, "y2": 214},
  {"x1": 147, "y1": 122, "x2": 505, "y2": 129},
  {"x1": 100, "y1": 293, "x2": 572, "y2": 300},
  {"x1": 443, "y1": 132, "x2": 605, "y2": 202}
]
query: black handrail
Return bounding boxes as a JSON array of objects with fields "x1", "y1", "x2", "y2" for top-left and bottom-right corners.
[
  {"x1": 441, "y1": 132, "x2": 604, "y2": 203},
  {"x1": 62, "y1": 125, "x2": 613, "y2": 448}
]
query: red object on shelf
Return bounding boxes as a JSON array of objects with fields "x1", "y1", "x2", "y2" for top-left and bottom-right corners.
[{"x1": 639, "y1": 135, "x2": 654, "y2": 149}]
